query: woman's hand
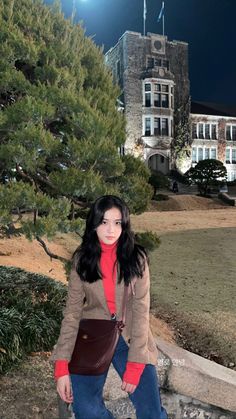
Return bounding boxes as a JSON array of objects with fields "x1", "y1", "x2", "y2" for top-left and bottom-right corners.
[
  {"x1": 56, "y1": 375, "x2": 73, "y2": 403},
  {"x1": 121, "y1": 380, "x2": 137, "y2": 394}
]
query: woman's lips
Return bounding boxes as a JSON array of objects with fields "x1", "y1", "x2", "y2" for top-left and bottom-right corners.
[{"x1": 106, "y1": 236, "x2": 115, "y2": 240}]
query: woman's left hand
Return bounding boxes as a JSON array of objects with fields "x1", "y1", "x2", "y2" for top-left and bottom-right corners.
[{"x1": 121, "y1": 380, "x2": 137, "y2": 394}]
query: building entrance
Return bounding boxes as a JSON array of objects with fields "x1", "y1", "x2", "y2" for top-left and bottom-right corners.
[{"x1": 148, "y1": 153, "x2": 169, "y2": 174}]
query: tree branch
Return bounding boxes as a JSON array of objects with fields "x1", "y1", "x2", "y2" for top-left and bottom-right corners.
[
  {"x1": 15, "y1": 164, "x2": 34, "y2": 185},
  {"x1": 36, "y1": 236, "x2": 68, "y2": 263},
  {"x1": 34, "y1": 171, "x2": 89, "y2": 208}
]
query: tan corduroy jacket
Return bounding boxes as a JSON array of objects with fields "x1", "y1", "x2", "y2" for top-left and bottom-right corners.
[{"x1": 50, "y1": 258, "x2": 158, "y2": 365}]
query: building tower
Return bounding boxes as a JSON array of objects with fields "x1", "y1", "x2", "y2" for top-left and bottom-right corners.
[{"x1": 105, "y1": 31, "x2": 190, "y2": 174}]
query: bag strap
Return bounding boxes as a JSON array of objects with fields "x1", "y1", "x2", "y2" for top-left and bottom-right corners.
[{"x1": 121, "y1": 281, "x2": 134, "y2": 325}]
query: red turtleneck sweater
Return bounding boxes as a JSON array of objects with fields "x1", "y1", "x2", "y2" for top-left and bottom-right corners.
[{"x1": 54, "y1": 240, "x2": 145, "y2": 386}]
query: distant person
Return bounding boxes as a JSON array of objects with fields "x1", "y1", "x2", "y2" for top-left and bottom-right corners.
[
  {"x1": 51, "y1": 195, "x2": 168, "y2": 419},
  {"x1": 172, "y1": 180, "x2": 178, "y2": 193}
]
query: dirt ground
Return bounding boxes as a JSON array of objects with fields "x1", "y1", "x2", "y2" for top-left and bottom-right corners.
[
  {"x1": 132, "y1": 194, "x2": 236, "y2": 234},
  {"x1": 0, "y1": 195, "x2": 236, "y2": 418},
  {"x1": 0, "y1": 195, "x2": 235, "y2": 283}
]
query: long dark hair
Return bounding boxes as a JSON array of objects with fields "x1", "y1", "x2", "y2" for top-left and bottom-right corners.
[{"x1": 74, "y1": 195, "x2": 147, "y2": 285}]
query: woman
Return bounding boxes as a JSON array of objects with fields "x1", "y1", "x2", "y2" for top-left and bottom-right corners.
[{"x1": 51, "y1": 195, "x2": 168, "y2": 419}]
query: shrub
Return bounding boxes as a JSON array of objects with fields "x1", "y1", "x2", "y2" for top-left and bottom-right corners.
[
  {"x1": 135, "y1": 231, "x2": 161, "y2": 252},
  {"x1": 0, "y1": 266, "x2": 67, "y2": 373},
  {"x1": 169, "y1": 169, "x2": 189, "y2": 185},
  {"x1": 149, "y1": 171, "x2": 170, "y2": 196},
  {"x1": 185, "y1": 159, "x2": 227, "y2": 196}
]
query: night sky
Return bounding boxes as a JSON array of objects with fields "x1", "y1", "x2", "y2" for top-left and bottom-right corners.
[{"x1": 46, "y1": 0, "x2": 236, "y2": 106}]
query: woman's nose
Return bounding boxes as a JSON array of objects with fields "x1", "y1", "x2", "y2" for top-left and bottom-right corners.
[{"x1": 108, "y1": 222, "x2": 114, "y2": 233}]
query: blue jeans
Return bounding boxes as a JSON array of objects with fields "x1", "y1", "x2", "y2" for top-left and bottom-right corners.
[{"x1": 70, "y1": 335, "x2": 168, "y2": 419}]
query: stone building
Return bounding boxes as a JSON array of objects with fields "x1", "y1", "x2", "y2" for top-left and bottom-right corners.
[
  {"x1": 191, "y1": 102, "x2": 236, "y2": 181},
  {"x1": 105, "y1": 31, "x2": 190, "y2": 174},
  {"x1": 105, "y1": 31, "x2": 236, "y2": 181}
]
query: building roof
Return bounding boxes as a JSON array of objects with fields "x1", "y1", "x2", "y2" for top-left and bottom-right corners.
[{"x1": 191, "y1": 101, "x2": 236, "y2": 117}]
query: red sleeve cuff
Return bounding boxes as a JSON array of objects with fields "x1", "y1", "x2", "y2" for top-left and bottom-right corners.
[
  {"x1": 54, "y1": 360, "x2": 69, "y2": 380},
  {"x1": 123, "y1": 362, "x2": 145, "y2": 386}
]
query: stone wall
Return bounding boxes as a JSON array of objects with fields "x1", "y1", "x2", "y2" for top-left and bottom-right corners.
[{"x1": 58, "y1": 337, "x2": 236, "y2": 419}]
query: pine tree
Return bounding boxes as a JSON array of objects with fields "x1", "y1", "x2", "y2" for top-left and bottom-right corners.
[{"x1": 0, "y1": 0, "x2": 153, "y2": 251}]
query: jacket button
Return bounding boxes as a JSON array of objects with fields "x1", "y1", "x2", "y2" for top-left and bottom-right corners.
[{"x1": 82, "y1": 334, "x2": 88, "y2": 339}]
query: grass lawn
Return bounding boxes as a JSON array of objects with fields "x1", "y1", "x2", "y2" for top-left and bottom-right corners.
[{"x1": 149, "y1": 227, "x2": 236, "y2": 368}]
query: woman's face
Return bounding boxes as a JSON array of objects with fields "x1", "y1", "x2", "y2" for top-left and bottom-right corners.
[{"x1": 96, "y1": 207, "x2": 122, "y2": 245}]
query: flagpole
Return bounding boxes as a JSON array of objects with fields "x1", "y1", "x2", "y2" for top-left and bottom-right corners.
[
  {"x1": 163, "y1": 4, "x2": 165, "y2": 36},
  {"x1": 157, "y1": 1, "x2": 165, "y2": 36},
  {"x1": 143, "y1": 0, "x2": 147, "y2": 36}
]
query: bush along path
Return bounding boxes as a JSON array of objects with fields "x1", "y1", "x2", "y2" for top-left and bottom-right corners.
[{"x1": 0, "y1": 266, "x2": 67, "y2": 374}]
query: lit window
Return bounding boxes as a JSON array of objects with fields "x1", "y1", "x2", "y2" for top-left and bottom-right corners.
[
  {"x1": 145, "y1": 118, "x2": 151, "y2": 136},
  {"x1": 162, "y1": 85, "x2": 169, "y2": 93},
  {"x1": 199, "y1": 124, "x2": 204, "y2": 139},
  {"x1": 210, "y1": 148, "x2": 216, "y2": 159},
  {"x1": 226, "y1": 148, "x2": 230, "y2": 163},
  {"x1": 192, "y1": 122, "x2": 218, "y2": 140},
  {"x1": 205, "y1": 148, "x2": 209, "y2": 159},
  {"x1": 226, "y1": 124, "x2": 236, "y2": 141},
  {"x1": 211, "y1": 124, "x2": 217, "y2": 139},
  {"x1": 145, "y1": 83, "x2": 151, "y2": 107},
  {"x1": 154, "y1": 118, "x2": 160, "y2": 136},
  {"x1": 143, "y1": 116, "x2": 173, "y2": 137},
  {"x1": 143, "y1": 80, "x2": 173, "y2": 109},
  {"x1": 226, "y1": 126, "x2": 231, "y2": 141},
  {"x1": 161, "y1": 118, "x2": 168, "y2": 136},
  {"x1": 233, "y1": 126, "x2": 236, "y2": 141},
  {"x1": 145, "y1": 92, "x2": 151, "y2": 107},
  {"x1": 192, "y1": 147, "x2": 197, "y2": 162},
  {"x1": 205, "y1": 124, "x2": 210, "y2": 139},
  {"x1": 154, "y1": 93, "x2": 161, "y2": 107},
  {"x1": 198, "y1": 148, "x2": 203, "y2": 160},
  {"x1": 232, "y1": 149, "x2": 236, "y2": 163},
  {"x1": 161, "y1": 94, "x2": 169, "y2": 108},
  {"x1": 192, "y1": 123, "x2": 197, "y2": 139}
]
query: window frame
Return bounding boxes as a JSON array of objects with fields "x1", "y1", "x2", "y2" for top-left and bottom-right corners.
[
  {"x1": 191, "y1": 122, "x2": 218, "y2": 140},
  {"x1": 143, "y1": 115, "x2": 172, "y2": 137},
  {"x1": 225, "y1": 124, "x2": 236, "y2": 141},
  {"x1": 143, "y1": 79, "x2": 174, "y2": 110}
]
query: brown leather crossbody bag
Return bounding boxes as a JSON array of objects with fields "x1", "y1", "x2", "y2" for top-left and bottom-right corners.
[{"x1": 68, "y1": 285, "x2": 129, "y2": 375}]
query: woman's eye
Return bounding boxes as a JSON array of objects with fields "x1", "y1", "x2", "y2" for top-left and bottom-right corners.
[
  {"x1": 102, "y1": 220, "x2": 107, "y2": 224},
  {"x1": 116, "y1": 221, "x2": 122, "y2": 225}
]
